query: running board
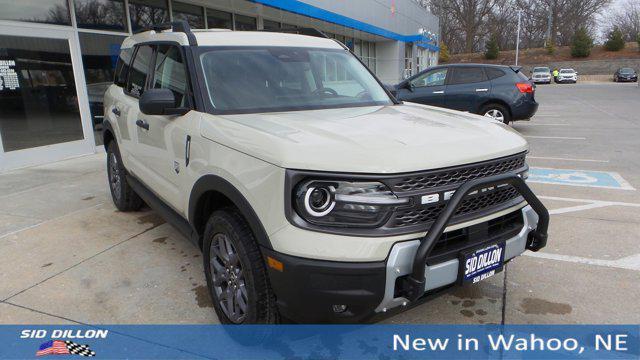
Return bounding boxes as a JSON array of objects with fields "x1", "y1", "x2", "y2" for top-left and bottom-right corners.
[{"x1": 126, "y1": 175, "x2": 200, "y2": 248}]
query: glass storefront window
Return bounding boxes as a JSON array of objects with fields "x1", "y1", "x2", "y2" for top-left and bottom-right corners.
[
  {"x1": 0, "y1": 0, "x2": 71, "y2": 26},
  {"x1": 74, "y1": 0, "x2": 127, "y2": 32},
  {"x1": 206, "y1": 9, "x2": 232, "y2": 30},
  {"x1": 128, "y1": 0, "x2": 169, "y2": 32},
  {"x1": 234, "y1": 14, "x2": 256, "y2": 31},
  {"x1": 262, "y1": 20, "x2": 280, "y2": 31},
  {"x1": 172, "y1": 1, "x2": 204, "y2": 29},
  {"x1": 78, "y1": 32, "x2": 126, "y2": 145},
  {"x1": 0, "y1": 35, "x2": 83, "y2": 152}
]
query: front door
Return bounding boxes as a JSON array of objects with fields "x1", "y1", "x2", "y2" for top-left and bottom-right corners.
[
  {"x1": 396, "y1": 67, "x2": 448, "y2": 107},
  {"x1": 0, "y1": 23, "x2": 94, "y2": 171}
]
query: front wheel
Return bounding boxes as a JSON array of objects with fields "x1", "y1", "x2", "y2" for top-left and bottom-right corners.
[
  {"x1": 480, "y1": 103, "x2": 511, "y2": 124},
  {"x1": 203, "y1": 209, "x2": 279, "y2": 324}
]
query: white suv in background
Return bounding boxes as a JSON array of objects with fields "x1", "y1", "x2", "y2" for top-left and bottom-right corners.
[
  {"x1": 102, "y1": 21, "x2": 549, "y2": 324},
  {"x1": 557, "y1": 68, "x2": 578, "y2": 83}
]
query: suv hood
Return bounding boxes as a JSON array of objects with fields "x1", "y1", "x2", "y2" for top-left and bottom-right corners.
[{"x1": 200, "y1": 103, "x2": 529, "y2": 173}]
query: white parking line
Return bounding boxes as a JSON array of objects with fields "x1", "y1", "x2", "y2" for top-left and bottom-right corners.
[
  {"x1": 539, "y1": 195, "x2": 640, "y2": 215},
  {"x1": 524, "y1": 136, "x2": 586, "y2": 140},
  {"x1": 539, "y1": 195, "x2": 640, "y2": 208},
  {"x1": 524, "y1": 251, "x2": 640, "y2": 272},
  {"x1": 520, "y1": 123, "x2": 571, "y2": 126},
  {"x1": 528, "y1": 156, "x2": 609, "y2": 163}
]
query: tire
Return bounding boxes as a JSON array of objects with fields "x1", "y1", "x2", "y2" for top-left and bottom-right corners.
[
  {"x1": 106, "y1": 141, "x2": 143, "y2": 212},
  {"x1": 480, "y1": 103, "x2": 511, "y2": 124},
  {"x1": 203, "y1": 209, "x2": 279, "y2": 324}
]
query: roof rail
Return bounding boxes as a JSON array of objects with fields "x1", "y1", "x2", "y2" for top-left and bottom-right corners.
[
  {"x1": 134, "y1": 20, "x2": 197, "y2": 46},
  {"x1": 259, "y1": 27, "x2": 330, "y2": 39}
]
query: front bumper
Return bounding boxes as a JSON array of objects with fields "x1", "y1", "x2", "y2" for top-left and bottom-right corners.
[
  {"x1": 264, "y1": 205, "x2": 541, "y2": 323},
  {"x1": 532, "y1": 77, "x2": 551, "y2": 83}
]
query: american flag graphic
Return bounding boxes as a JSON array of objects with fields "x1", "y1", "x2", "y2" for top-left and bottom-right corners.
[{"x1": 36, "y1": 340, "x2": 96, "y2": 357}]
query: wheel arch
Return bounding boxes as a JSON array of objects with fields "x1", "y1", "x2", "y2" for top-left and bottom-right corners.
[
  {"x1": 102, "y1": 120, "x2": 116, "y2": 149},
  {"x1": 189, "y1": 175, "x2": 272, "y2": 250},
  {"x1": 478, "y1": 99, "x2": 512, "y2": 118}
]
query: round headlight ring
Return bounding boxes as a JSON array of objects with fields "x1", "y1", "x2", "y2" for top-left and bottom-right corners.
[{"x1": 304, "y1": 186, "x2": 336, "y2": 217}]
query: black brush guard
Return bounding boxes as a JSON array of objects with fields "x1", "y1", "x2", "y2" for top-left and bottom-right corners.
[{"x1": 399, "y1": 173, "x2": 550, "y2": 302}]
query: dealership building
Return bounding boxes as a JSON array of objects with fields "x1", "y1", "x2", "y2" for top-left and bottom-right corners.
[{"x1": 0, "y1": 0, "x2": 439, "y2": 171}]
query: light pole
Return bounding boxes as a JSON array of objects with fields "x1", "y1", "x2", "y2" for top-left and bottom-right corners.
[{"x1": 515, "y1": 10, "x2": 522, "y2": 66}]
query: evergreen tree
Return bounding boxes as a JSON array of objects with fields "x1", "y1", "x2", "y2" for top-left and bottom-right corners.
[
  {"x1": 571, "y1": 27, "x2": 594, "y2": 58},
  {"x1": 484, "y1": 36, "x2": 499, "y2": 60},
  {"x1": 604, "y1": 27, "x2": 625, "y2": 51},
  {"x1": 439, "y1": 42, "x2": 450, "y2": 63}
]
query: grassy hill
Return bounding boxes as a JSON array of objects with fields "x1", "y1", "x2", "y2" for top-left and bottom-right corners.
[{"x1": 447, "y1": 42, "x2": 640, "y2": 65}]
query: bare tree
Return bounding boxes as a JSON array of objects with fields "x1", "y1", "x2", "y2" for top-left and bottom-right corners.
[
  {"x1": 603, "y1": 0, "x2": 640, "y2": 42},
  {"x1": 430, "y1": 0, "x2": 611, "y2": 54}
]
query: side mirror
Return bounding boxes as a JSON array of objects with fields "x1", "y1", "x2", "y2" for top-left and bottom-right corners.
[
  {"x1": 403, "y1": 82, "x2": 415, "y2": 92},
  {"x1": 140, "y1": 88, "x2": 189, "y2": 116}
]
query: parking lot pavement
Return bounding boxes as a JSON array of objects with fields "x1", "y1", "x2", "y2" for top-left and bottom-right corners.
[{"x1": 0, "y1": 83, "x2": 638, "y2": 325}]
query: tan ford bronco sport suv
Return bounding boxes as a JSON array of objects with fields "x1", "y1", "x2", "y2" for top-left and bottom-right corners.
[{"x1": 103, "y1": 22, "x2": 549, "y2": 324}]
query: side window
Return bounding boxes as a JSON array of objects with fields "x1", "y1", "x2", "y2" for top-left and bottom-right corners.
[
  {"x1": 114, "y1": 47, "x2": 134, "y2": 87},
  {"x1": 448, "y1": 67, "x2": 488, "y2": 85},
  {"x1": 126, "y1": 45, "x2": 154, "y2": 97},
  {"x1": 410, "y1": 68, "x2": 448, "y2": 88},
  {"x1": 485, "y1": 68, "x2": 506, "y2": 80},
  {"x1": 153, "y1": 45, "x2": 188, "y2": 107}
]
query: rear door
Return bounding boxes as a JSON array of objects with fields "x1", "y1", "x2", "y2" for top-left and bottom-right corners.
[
  {"x1": 121, "y1": 44, "x2": 155, "y2": 178},
  {"x1": 396, "y1": 67, "x2": 448, "y2": 107},
  {"x1": 444, "y1": 66, "x2": 491, "y2": 113}
]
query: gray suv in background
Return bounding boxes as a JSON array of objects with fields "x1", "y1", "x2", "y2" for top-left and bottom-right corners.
[{"x1": 391, "y1": 64, "x2": 538, "y2": 124}]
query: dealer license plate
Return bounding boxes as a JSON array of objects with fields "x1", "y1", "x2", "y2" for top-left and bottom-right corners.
[{"x1": 460, "y1": 242, "x2": 505, "y2": 284}]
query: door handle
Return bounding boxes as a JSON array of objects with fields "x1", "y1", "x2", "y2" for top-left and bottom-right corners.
[
  {"x1": 136, "y1": 119, "x2": 149, "y2": 130},
  {"x1": 432, "y1": 90, "x2": 445, "y2": 94},
  {"x1": 475, "y1": 88, "x2": 489, "y2": 92},
  {"x1": 112, "y1": 107, "x2": 121, "y2": 116},
  {"x1": 185, "y1": 135, "x2": 191, "y2": 167}
]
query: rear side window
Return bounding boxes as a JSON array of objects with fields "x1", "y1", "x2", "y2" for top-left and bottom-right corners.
[
  {"x1": 126, "y1": 45, "x2": 154, "y2": 97},
  {"x1": 114, "y1": 47, "x2": 134, "y2": 87},
  {"x1": 485, "y1": 68, "x2": 506, "y2": 80},
  {"x1": 448, "y1": 67, "x2": 487, "y2": 85},
  {"x1": 153, "y1": 45, "x2": 188, "y2": 107}
]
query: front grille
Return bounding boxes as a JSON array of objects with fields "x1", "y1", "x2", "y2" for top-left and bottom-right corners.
[
  {"x1": 388, "y1": 153, "x2": 526, "y2": 193},
  {"x1": 391, "y1": 186, "x2": 522, "y2": 228}
]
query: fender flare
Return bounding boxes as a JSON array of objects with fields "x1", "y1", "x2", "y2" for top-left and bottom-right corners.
[
  {"x1": 188, "y1": 175, "x2": 273, "y2": 250},
  {"x1": 102, "y1": 120, "x2": 115, "y2": 149}
]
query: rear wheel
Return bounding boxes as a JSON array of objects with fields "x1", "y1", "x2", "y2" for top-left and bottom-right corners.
[
  {"x1": 480, "y1": 103, "x2": 511, "y2": 124},
  {"x1": 106, "y1": 141, "x2": 143, "y2": 212},
  {"x1": 203, "y1": 209, "x2": 279, "y2": 324}
]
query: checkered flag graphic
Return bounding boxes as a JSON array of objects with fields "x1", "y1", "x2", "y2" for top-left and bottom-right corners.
[{"x1": 65, "y1": 341, "x2": 96, "y2": 357}]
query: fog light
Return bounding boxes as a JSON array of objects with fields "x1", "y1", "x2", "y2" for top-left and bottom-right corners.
[{"x1": 332, "y1": 304, "x2": 347, "y2": 313}]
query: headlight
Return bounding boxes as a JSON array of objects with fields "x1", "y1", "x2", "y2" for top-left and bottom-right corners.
[{"x1": 294, "y1": 180, "x2": 409, "y2": 228}]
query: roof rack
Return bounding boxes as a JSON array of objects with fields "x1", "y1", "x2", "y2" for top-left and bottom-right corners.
[
  {"x1": 259, "y1": 27, "x2": 330, "y2": 39},
  {"x1": 134, "y1": 20, "x2": 197, "y2": 46}
]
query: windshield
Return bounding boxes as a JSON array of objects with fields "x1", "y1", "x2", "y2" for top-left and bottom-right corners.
[
  {"x1": 560, "y1": 69, "x2": 574, "y2": 74},
  {"x1": 533, "y1": 67, "x2": 549, "y2": 73},
  {"x1": 198, "y1": 47, "x2": 392, "y2": 114},
  {"x1": 620, "y1": 68, "x2": 634, "y2": 74}
]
